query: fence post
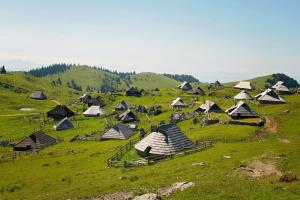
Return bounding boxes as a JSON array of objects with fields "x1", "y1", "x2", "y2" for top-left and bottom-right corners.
[{"x1": 124, "y1": 160, "x2": 127, "y2": 168}]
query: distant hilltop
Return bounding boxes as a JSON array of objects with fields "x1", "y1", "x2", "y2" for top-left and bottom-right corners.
[{"x1": 1, "y1": 64, "x2": 299, "y2": 93}]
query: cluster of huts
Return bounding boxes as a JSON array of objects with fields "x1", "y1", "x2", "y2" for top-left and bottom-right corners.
[{"x1": 13, "y1": 79, "x2": 294, "y2": 159}]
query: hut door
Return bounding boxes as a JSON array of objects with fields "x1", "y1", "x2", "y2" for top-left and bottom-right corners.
[{"x1": 144, "y1": 146, "x2": 152, "y2": 157}]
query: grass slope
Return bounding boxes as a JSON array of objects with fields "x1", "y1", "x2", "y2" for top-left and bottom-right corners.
[
  {"x1": 224, "y1": 74, "x2": 273, "y2": 90},
  {"x1": 45, "y1": 66, "x2": 180, "y2": 91},
  {"x1": 0, "y1": 73, "x2": 300, "y2": 200},
  {"x1": 131, "y1": 72, "x2": 179, "y2": 89}
]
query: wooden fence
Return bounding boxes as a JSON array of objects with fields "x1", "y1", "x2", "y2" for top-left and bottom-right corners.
[
  {"x1": 107, "y1": 140, "x2": 213, "y2": 168},
  {"x1": 107, "y1": 138, "x2": 140, "y2": 167}
]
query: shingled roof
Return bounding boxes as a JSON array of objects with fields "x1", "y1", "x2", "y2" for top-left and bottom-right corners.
[
  {"x1": 255, "y1": 89, "x2": 286, "y2": 104},
  {"x1": 54, "y1": 117, "x2": 74, "y2": 131},
  {"x1": 213, "y1": 80, "x2": 222, "y2": 87},
  {"x1": 13, "y1": 131, "x2": 57, "y2": 151},
  {"x1": 115, "y1": 100, "x2": 131, "y2": 111},
  {"x1": 188, "y1": 87, "x2": 205, "y2": 95},
  {"x1": 234, "y1": 81, "x2": 254, "y2": 90},
  {"x1": 178, "y1": 81, "x2": 193, "y2": 91},
  {"x1": 30, "y1": 91, "x2": 47, "y2": 100},
  {"x1": 118, "y1": 110, "x2": 137, "y2": 123},
  {"x1": 125, "y1": 87, "x2": 142, "y2": 97},
  {"x1": 272, "y1": 81, "x2": 291, "y2": 94},
  {"x1": 101, "y1": 123, "x2": 135, "y2": 140},
  {"x1": 171, "y1": 97, "x2": 187, "y2": 107},
  {"x1": 134, "y1": 123, "x2": 194, "y2": 157},
  {"x1": 83, "y1": 106, "x2": 106, "y2": 116},
  {"x1": 195, "y1": 100, "x2": 222, "y2": 113},
  {"x1": 226, "y1": 101, "x2": 259, "y2": 119},
  {"x1": 47, "y1": 105, "x2": 75, "y2": 120},
  {"x1": 234, "y1": 90, "x2": 253, "y2": 100},
  {"x1": 78, "y1": 94, "x2": 105, "y2": 107}
]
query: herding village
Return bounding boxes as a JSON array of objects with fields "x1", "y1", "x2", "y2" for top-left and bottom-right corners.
[{"x1": 1, "y1": 1, "x2": 300, "y2": 200}]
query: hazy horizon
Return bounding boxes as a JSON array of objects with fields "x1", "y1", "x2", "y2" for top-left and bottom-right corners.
[{"x1": 1, "y1": 0, "x2": 300, "y2": 82}]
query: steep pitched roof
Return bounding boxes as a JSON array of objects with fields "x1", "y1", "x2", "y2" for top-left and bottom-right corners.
[
  {"x1": 115, "y1": 100, "x2": 131, "y2": 111},
  {"x1": 213, "y1": 80, "x2": 222, "y2": 87},
  {"x1": 255, "y1": 89, "x2": 286, "y2": 104},
  {"x1": 234, "y1": 81, "x2": 254, "y2": 90},
  {"x1": 54, "y1": 117, "x2": 74, "y2": 131},
  {"x1": 30, "y1": 91, "x2": 47, "y2": 100},
  {"x1": 83, "y1": 106, "x2": 106, "y2": 116},
  {"x1": 13, "y1": 131, "x2": 56, "y2": 151},
  {"x1": 125, "y1": 87, "x2": 142, "y2": 96},
  {"x1": 178, "y1": 81, "x2": 193, "y2": 91},
  {"x1": 134, "y1": 123, "x2": 194, "y2": 156},
  {"x1": 272, "y1": 81, "x2": 291, "y2": 94},
  {"x1": 171, "y1": 97, "x2": 187, "y2": 107},
  {"x1": 47, "y1": 105, "x2": 75, "y2": 120},
  {"x1": 118, "y1": 110, "x2": 137, "y2": 123},
  {"x1": 188, "y1": 87, "x2": 205, "y2": 95},
  {"x1": 101, "y1": 123, "x2": 135, "y2": 140},
  {"x1": 234, "y1": 90, "x2": 253, "y2": 100},
  {"x1": 197, "y1": 100, "x2": 222, "y2": 113},
  {"x1": 226, "y1": 101, "x2": 259, "y2": 118}
]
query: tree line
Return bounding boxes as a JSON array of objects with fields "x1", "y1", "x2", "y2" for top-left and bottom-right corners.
[
  {"x1": 162, "y1": 73, "x2": 199, "y2": 83},
  {"x1": 267, "y1": 73, "x2": 299, "y2": 88}
]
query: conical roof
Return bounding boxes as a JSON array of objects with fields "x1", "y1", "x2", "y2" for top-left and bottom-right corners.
[
  {"x1": 125, "y1": 87, "x2": 142, "y2": 96},
  {"x1": 54, "y1": 117, "x2": 74, "y2": 131},
  {"x1": 214, "y1": 81, "x2": 222, "y2": 87},
  {"x1": 83, "y1": 106, "x2": 106, "y2": 116},
  {"x1": 234, "y1": 90, "x2": 253, "y2": 100},
  {"x1": 255, "y1": 89, "x2": 286, "y2": 104},
  {"x1": 189, "y1": 87, "x2": 205, "y2": 95},
  {"x1": 118, "y1": 110, "x2": 136, "y2": 123},
  {"x1": 115, "y1": 100, "x2": 131, "y2": 111},
  {"x1": 101, "y1": 123, "x2": 135, "y2": 140},
  {"x1": 272, "y1": 81, "x2": 291, "y2": 94},
  {"x1": 47, "y1": 105, "x2": 75, "y2": 120},
  {"x1": 13, "y1": 131, "x2": 56, "y2": 151},
  {"x1": 178, "y1": 81, "x2": 193, "y2": 91},
  {"x1": 135, "y1": 123, "x2": 194, "y2": 157},
  {"x1": 171, "y1": 97, "x2": 187, "y2": 107},
  {"x1": 226, "y1": 101, "x2": 259, "y2": 118},
  {"x1": 30, "y1": 91, "x2": 47, "y2": 100},
  {"x1": 234, "y1": 81, "x2": 254, "y2": 90},
  {"x1": 198, "y1": 100, "x2": 222, "y2": 113}
]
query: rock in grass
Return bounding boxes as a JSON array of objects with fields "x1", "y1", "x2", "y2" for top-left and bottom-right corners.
[
  {"x1": 192, "y1": 162, "x2": 206, "y2": 166},
  {"x1": 279, "y1": 173, "x2": 298, "y2": 183},
  {"x1": 133, "y1": 193, "x2": 161, "y2": 200},
  {"x1": 158, "y1": 181, "x2": 195, "y2": 197}
]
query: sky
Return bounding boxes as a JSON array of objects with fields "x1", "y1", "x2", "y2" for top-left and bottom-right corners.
[{"x1": 0, "y1": 0, "x2": 299, "y2": 82}]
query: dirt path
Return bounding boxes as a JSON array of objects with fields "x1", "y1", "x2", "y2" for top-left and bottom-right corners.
[
  {"x1": 265, "y1": 117, "x2": 278, "y2": 133},
  {"x1": 264, "y1": 116, "x2": 290, "y2": 143},
  {"x1": 0, "y1": 113, "x2": 40, "y2": 117}
]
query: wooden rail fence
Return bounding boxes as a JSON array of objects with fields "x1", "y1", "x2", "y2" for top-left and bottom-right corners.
[{"x1": 107, "y1": 140, "x2": 213, "y2": 168}]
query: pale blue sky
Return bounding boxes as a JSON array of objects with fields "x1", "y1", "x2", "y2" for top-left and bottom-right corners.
[{"x1": 0, "y1": 0, "x2": 299, "y2": 82}]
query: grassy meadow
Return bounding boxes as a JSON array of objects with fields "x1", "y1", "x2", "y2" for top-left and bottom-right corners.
[{"x1": 0, "y1": 72, "x2": 300, "y2": 200}]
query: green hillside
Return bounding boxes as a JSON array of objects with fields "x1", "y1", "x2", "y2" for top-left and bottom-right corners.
[
  {"x1": 224, "y1": 73, "x2": 299, "y2": 90},
  {"x1": 0, "y1": 72, "x2": 77, "y2": 114},
  {"x1": 1, "y1": 71, "x2": 300, "y2": 200},
  {"x1": 131, "y1": 72, "x2": 179, "y2": 89},
  {"x1": 44, "y1": 65, "x2": 180, "y2": 91}
]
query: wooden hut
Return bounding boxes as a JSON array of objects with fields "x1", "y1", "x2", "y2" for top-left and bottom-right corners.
[
  {"x1": 101, "y1": 123, "x2": 135, "y2": 140},
  {"x1": 134, "y1": 123, "x2": 194, "y2": 157},
  {"x1": 13, "y1": 131, "x2": 56, "y2": 151},
  {"x1": 226, "y1": 101, "x2": 259, "y2": 119},
  {"x1": 47, "y1": 105, "x2": 75, "y2": 120}
]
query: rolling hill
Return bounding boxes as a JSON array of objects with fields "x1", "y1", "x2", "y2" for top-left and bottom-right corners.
[
  {"x1": 224, "y1": 74, "x2": 299, "y2": 90},
  {"x1": 41, "y1": 65, "x2": 180, "y2": 91}
]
